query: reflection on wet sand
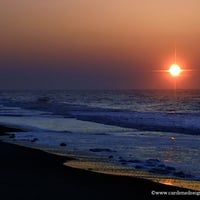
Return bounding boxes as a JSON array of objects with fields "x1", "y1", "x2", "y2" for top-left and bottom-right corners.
[{"x1": 65, "y1": 159, "x2": 200, "y2": 191}]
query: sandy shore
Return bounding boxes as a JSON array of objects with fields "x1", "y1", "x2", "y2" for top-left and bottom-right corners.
[{"x1": 0, "y1": 126, "x2": 195, "y2": 200}]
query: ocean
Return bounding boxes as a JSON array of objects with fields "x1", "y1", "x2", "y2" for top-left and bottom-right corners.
[{"x1": 0, "y1": 89, "x2": 200, "y2": 185}]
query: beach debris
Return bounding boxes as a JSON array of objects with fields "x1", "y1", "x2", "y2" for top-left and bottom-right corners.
[
  {"x1": 118, "y1": 157, "x2": 180, "y2": 177},
  {"x1": 60, "y1": 142, "x2": 67, "y2": 147},
  {"x1": 89, "y1": 148, "x2": 116, "y2": 153},
  {"x1": 146, "y1": 159, "x2": 160, "y2": 163},
  {"x1": 31, "y1": 138, "x2": 38, "y2": 142},
  {"x1": 173, "y1": 171, "x2": 185, "y2": 178},
  {"x1": 135, "y1": 165, "x2": 143, "y2": 169},
  {"x1": 149, "y1": 168, "x2": 170, "y2": 175},
  {"x1": 108, "y1": 155, "x2": 113, "y2": 159},
  {"x1": 127, "y1": 159, "x2": 141, "y2": 163}
]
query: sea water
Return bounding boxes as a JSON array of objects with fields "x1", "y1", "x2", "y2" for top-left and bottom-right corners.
[{"x1": 0, "y1": 90, "x2": 200, "y2": 182}]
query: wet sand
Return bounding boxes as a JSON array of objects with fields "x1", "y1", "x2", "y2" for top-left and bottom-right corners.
[{"x1": 0, "y1": 126, "x2": 195, "y2": 200}]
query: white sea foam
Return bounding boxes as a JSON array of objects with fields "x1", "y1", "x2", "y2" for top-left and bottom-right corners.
[
  {"x1": 0, "y1": 114, "x2": 200, "y2": 181},
  {"x1": 70, "y1": 111, "x2": 200, "y2": 135}
]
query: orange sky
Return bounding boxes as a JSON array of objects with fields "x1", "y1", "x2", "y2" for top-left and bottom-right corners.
[{"x1": 0, "y1": 0, "x2": 200, "y2": 89}]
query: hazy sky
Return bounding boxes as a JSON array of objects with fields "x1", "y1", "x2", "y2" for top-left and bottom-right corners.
[{"x1": 1, "y1": 0, "x2": 200, "y2": 89}]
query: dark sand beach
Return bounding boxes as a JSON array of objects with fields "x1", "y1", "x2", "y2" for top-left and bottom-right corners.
[{"x1": 0, "y1": 126, "x2": 196, "y2": 200}]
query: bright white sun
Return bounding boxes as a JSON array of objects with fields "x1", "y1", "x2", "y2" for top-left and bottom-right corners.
[{"x1": 168, "y1": 64, "x2": 182, "y2": 77}]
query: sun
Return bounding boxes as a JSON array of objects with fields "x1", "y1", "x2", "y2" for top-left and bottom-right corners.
[{"x1": 168, "y1": 64, "x2": 182, "y2": 77}]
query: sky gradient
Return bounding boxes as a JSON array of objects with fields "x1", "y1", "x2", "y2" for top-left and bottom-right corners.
[{"x1": 1, "y1": 0, "x2": 200, "y2": 89}]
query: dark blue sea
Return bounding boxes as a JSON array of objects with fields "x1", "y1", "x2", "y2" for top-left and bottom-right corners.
[{"x1": 0, "y1": 89, "x2": 200, "y2": 186}]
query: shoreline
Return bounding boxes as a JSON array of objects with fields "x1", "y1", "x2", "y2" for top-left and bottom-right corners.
[
  {"x1": 0, "y1": 126, "x2": 198, "y2": 199},
  {"x1": 3, "y1": 134, "x2": 200, "y2": 192}
]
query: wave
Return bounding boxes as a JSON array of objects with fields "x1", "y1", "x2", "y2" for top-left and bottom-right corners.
[
  {"x1": 69, "y1": 110, "x2": 200, "y2": 135},
  {"x1": 1, "y1": 91, "x2": 200, "y2": 135},
  {"x1": 1, "y1": 102, "x2": 200, "y2": 135}
]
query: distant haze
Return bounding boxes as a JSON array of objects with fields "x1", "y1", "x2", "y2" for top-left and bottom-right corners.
[{"x1": 0, "y1": 0, "x2": 200, "y2": 90}]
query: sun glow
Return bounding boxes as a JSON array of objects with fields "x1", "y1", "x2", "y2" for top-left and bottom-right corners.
[{"x1": 168, "y1": 64, "x2": 182, "y2": 77}]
